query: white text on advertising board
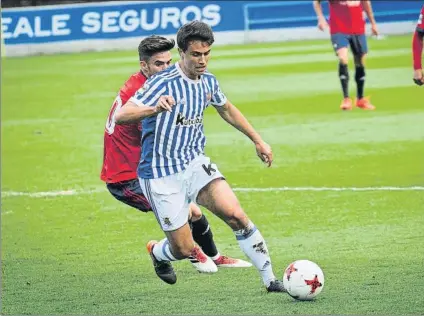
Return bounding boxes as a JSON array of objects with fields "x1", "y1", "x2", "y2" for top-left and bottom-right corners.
[{"x1": 1, "y1": 4, "x2": 221, "y2": 39}]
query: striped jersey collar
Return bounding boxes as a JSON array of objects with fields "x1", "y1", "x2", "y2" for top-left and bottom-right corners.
[{"x1": 176, "y1": 62, "x2": 201, "y2": 84}]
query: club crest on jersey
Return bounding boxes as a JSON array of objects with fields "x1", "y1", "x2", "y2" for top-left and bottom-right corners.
[
  {"x1": 137, "y1": 83, "x2": 150, "y2": 94},
  {"x1": 176, "y1": 113, "x2": 203, "y2": 127}
]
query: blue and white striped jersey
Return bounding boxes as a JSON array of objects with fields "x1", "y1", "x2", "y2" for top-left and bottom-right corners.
[{"x1": 129, "y1": 63, "x2": 227, "y2": 179}]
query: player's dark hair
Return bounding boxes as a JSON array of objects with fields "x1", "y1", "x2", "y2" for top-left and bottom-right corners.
[
  {"x1": 177, "y1": 21, "x2": 214, "y2": 52},
  {"x1": 138, "y1": 35, "x2": 175, "y2": 61}
]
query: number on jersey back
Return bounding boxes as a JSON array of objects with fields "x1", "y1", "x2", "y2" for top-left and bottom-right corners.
[{"x1": 105, "y1": 95, "x2": 123, "y2": 135}]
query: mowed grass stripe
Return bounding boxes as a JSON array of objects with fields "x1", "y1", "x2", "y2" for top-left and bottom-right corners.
[
  {"x1": 1, "y1": 64, "x2": 415, "y2": 120},
  {"x1": 205, "y1": 111, "x2": 424, "y2": 145},
  {"x1": 3, "y1": 47, "x2": 410, "y2": 78},
  {"x1": 216, "y1": 66, "x2": 414, "y2": 102}
]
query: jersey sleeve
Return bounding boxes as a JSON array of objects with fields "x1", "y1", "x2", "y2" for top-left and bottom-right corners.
[
  {"x1": 210, "y1": 77, "x2": 227, "y2": 107},
  {"x1": 417, "y1": 6, "x2": 424, "y2": 32},
  {"x1": 129, "y1": 77, "x2": 167, "y2": 107},
  {"x1": 413, "y1": 29, "x2": 423, "y2": 70}
]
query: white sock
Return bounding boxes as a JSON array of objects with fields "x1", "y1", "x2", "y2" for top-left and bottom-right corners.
[
  {"x1": 152, "y1": 238, "x2": 177, "y2": 262},
  {"x1": 235, "y1": 221, "x2": 276, "y2": 287},
  {"x1": 211, "y1": 253, "x2": 221, "y2": 261}
]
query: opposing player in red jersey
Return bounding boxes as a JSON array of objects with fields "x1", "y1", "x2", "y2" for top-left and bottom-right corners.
[
  {"x1": 313, "y1": 0, "x2": 379, "y2": 110},
  {"x1": 413, "y1": 5, "x2": 424, "y2": 86},
  {"x1": 101, "y1": 35, "x2": 251, "y2": 272}
]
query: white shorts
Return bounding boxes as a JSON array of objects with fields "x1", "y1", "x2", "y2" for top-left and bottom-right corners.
[{"x1": 139, "y1": 155, "x2": 224, "y2": 232}]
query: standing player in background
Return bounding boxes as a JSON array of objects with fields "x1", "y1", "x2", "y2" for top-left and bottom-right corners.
[
  {"x1": 116, "y1": 21, "x2": 286, "y2": 293},
  {"x1": 100, "y1": 35, "x2": 251, "y2": 273},
  {"x1": 313, "y1": 0, "x2": 379, "y2": 110},
  {"x1": 412, "y1": 5, "x2": 424, "y2": 86}
]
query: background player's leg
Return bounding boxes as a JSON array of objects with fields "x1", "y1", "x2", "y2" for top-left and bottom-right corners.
[
  {"x1": 197, "y1": 179, "x2": 283, "y2": 291},
  {"x1": 351, "y1": 35, "x2": 366, "y2": 100},
  {"x1": 354, "y1": 53, "x2": 366, "y2": 100},
  {"x1": 337, "y1": 47, "x2": 350, "y2": 98},
  {"x1": 332, "y1": 34, "x2": 352, "y2": 110},
  {"x1": 351, "y1": 35, "x2": 374, "y2": 110}
]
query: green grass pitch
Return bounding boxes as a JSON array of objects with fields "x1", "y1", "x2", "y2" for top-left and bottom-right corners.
[{"x1": 2, "y1": 34, "x2": 424, "y2": 315}]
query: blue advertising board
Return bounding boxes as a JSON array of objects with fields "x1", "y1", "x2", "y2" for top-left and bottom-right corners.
[
  {"x1": 2, "y1": 1, "x2": 422, "y2": 45},
  {"x1": 244, "y1": 1, "x2": 422, "y2": 30},
  {"x1": 1, "y1": 1, "x2": 244, "y2": 45}
]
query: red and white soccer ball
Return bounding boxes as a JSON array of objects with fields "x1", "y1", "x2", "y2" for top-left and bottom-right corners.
[{"x1": 283, "y1": 260, "x2": 324, "y2": 301}]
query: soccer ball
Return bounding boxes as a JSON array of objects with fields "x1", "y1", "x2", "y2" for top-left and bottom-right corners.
[{"x1": 283, "y1": 260, "x2": 324, "y2": 301}]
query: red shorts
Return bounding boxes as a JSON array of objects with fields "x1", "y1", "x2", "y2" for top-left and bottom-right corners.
[{"x1": 107, "y1": 179, "x2": 151, "y2": 212}]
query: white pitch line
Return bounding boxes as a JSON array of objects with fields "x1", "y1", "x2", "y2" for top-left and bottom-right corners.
[
  {"x1": 1, "y1": 188, "x2": 105, "y2": 198},
  {"x1": 1, "y1": 186, "x2": 423, "y2": 199},
  {"x1": 233, "y1": 186, "x2": 424, "y2": 192}
]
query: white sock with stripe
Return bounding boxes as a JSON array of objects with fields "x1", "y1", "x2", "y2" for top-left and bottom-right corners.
[
  {"x1": 152, "y1": 238, "x2": 178, "y2": 262},
  {"x1": 235, "y1": 221, "x2": 276, "y2": 287}
]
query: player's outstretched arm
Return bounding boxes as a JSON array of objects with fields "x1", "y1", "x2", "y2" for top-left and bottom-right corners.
[
  {"x1": 115, "y1": 101, "x2": 157, "y2": 124},
  {"x1": 312, "y1": 0, "x2": 328, "y2": 31},
  {"x1": 362, "y1": 0, "x2": 378, "y2": 36},
  {"x1": 214, "y1": 100, "x2": 273, "y2": 167},
  {"x1": 413, "y1": 29, "x2": 424, "y2": 86},
  {"x1": 115, "y1": 96, "x2": 176, "y2": 124}
]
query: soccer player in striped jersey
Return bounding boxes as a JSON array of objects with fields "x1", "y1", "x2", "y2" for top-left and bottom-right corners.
[
  {"x1": 313, "y1": 0, "x2": 379, "y2": 110},
  {"x1": 116, "y1": 21, "x2": 286, "y2": 293},
  {"x1": 413, "y1": 5, "x2": 424, "y2": 86},
  {"x1": 101, "y1": 35, "x2": 251, "y2": 274}
]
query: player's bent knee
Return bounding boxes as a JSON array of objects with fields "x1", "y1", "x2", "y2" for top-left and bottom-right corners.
[
  {"x1": 225, "y1": 209, "x2": 250, "y2": 231},
  {"x1": 353, "y1": 52, "x2": 365, "y2": 64},
  {"x1": 189, "y1": 203, "x2": 203, "y2": 221},
  {"x1": 337, "y1": 49, "x2": 349, "y2": 65},
  {"x1": 357, "y1": 54, "x2": 366, "y2": 66},
  {"x1": 338, "y1": 57, "x2": 348, "y2": 65}
]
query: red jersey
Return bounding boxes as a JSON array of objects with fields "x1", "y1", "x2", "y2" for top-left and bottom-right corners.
[
  {"x1": 100, "y1": 72, "x2": 147, "y2": 183},
  {"x1": 417, "y1": 5, "x2": 424, "y2": 31},
  {"x1": 328, "y1": 0, "x2": 365, "y2": 35},
  {"x1": 413, "y1": 6, "x2": 424, "y2": 70}
]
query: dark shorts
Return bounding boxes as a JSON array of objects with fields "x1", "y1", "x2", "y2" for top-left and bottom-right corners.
[
  {"x1": 331, "y1": 33, "x2": 368, "y2": 55},
  {"x1": 107, "y1": 179, "x2": 151, "y2": 213}
]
